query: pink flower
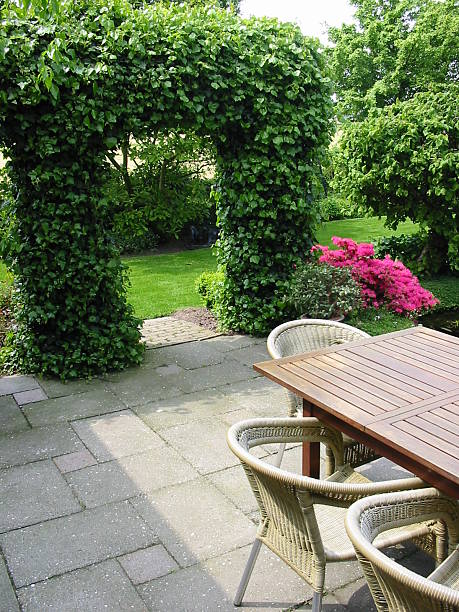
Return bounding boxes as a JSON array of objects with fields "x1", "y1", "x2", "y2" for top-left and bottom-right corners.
[{"x1": 312, "y1": 237, "x2": 438, "y2": 315}]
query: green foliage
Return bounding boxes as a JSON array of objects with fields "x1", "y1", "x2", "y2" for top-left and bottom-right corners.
[
  {"x1": 286, "y1": 262, "x2": 362, "y2": 319},
  {"x1": 333, "y1": 87, "x2": 458, "y2": 270},
  {"x1": 105, "y1": 131, "x2": 214, "y2": 247},
  {"x1": 195, "y1": 269, "x2": 224, "y2": 311},
  {"x1": 374, "y1": 232, "x2": 447, "y2": 278},
  {"x1": 345, "y1": 306, "x2": 414, "y2": 336},
  {"x1": 319, "y1": 194, "x2": 355, "y2": 221},
  {"x1": 0, "y1": 0, "x2": 332, "y2": 376},
  {"x1": 328, "y1": 0, "x2": 459, "y2": 121}
]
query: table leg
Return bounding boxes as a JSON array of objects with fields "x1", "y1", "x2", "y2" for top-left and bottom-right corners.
[{"x1": 302, "y1": 399, "x2": 320, "y2": 478}]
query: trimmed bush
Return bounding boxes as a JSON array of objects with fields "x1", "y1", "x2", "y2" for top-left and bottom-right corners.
[
  {"x1": 195, "y1": 270, "x2": 225, "y2": 312},
  {"x1": 0, "y1": 0, "x2": 332, "y2": 377}
]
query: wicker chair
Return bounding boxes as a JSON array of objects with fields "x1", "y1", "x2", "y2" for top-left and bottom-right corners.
[
  {"x1": 345, "y1": 488, "x2": 459, "y2": 612},
  {"x1": 267, "y1": 318, "x2": 378, "y2": 476},
  {"x1": 227, "y1": 417, "x2": 443, "y2": 612}
]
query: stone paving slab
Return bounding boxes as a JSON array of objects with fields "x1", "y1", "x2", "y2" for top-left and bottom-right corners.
[
  {"x1": 142, "y1": 317, "x2": 221, "y2": 348},
  {"x1": 131, "y1": 479, "x2": 255, "y2": 568},
  {"x1": 207, "y1": 465, "x2": 259, "y2": 515},
  {"x1": 53, "y1": 449, "x2": 98, "y2": 474},
  {"x1": 205, "y1": 334, "x2": 264, "y2": 353},
  {"x1": 0, "y1": 553, "x2": 19, "y2": 612},
  {"x1": 144, "y1": 341, "x2": 226, "y2": 370},
  {"x1": 104, "y1": 369, "x2": 183, "y2": 409},
  {"x1": 132, "y1": 388, "x2": 236, "y2": 431},
  {"x1": 159, "y1": 418, "x2": 242, "y2": 474},
  {"x1": 118, "y1": 545, "x2": 178, "y2": 585},
  {"x1": 0, "y1": 460, "x2": 80, "y2": 533},
  {"x1": 0, "y1": 501, "x2": 156, "y2": 588},
  {"x1": 0, "y1": 375, "x2": 40, "y2": 397},
  {"x1": 224, "y1": 343, "x2": 270, "y2": 366},
  {"x1": 23, "y1": 388, "x2": 125, "y2": 427},
  {"x1": 17, "y1": 560, "x2": 148, "y2": 612},
  {"x1": 71, "y1": 410, "x2": 164, "y2": 462},
  {"x1": 0, "y1": 395, "x2": 29, "y2": 435},
  {"x1": 137, "y1": 544, "x2": 312, "y2": 612},
  {"x1": 66, "y1": 447, "x2": 199, "y2": 508},
  {"x1": 37, "y1": 377, "x2": 109, "y2": 399},
  {"x1": 177, "y1": 360, "x2": 258, "y2": 394},
  {"x1": 13, "y1": 387, "x2": 48, "y2": 406},
  {"x1": 0, "y1": 423, "x2": 84, "y2": 469}
]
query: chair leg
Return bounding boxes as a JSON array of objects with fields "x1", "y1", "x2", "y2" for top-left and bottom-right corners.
[
  {"x1": 312, "y1": 591, "x2": 322, "y2": 612},
  {"x1": 325, "y1": 447, "x2": 335, "y2": 478},
  {"x1": 234, "y1": 538, "x2": 262, "y2": 606},
  {"x1": 273, "y1": 442, "x2": 286, "y2": 468}
]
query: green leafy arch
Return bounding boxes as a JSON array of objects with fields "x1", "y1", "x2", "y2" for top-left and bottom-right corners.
[{"x1": 0, "y1": 0, "x2": 332, "y2": 377}]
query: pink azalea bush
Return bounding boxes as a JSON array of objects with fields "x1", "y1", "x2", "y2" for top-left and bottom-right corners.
[{"x1": 311, "y1": 237, "x2": 438, "y2": 315}]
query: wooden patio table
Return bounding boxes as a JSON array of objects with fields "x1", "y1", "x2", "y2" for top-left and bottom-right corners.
[{"x1": 254, "y1": 326, "x2": 459, "y2": 499}]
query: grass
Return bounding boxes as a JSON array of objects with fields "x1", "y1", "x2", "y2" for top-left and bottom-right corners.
[
  {"x1": 0, "y1": 261, "x2": 8, "y2": 283},
  {"x1": 315, "y1": 216, "x2": 419, "y2": 246},
  {"x1": 123, "y1": 247, "x2": 217, "y2": 319}
]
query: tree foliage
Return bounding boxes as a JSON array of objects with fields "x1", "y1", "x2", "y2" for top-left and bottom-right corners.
[
  {"x1": 333, "y1": 86, "x2": 459, "y2": 269},
  {"x1": 328, "y1": 0, "x2": 459, "y2": 121},
  {"x1": 0, "y1": 0, "x2": 332, "y2": 376}
]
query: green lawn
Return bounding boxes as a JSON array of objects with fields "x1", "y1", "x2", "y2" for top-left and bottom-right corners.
[
  {"x1": 124, "y1": 247, "x2": 217, "y2": 319},
  {"x1": 315, "y1": 216, "x2": 418, "y2": 246}
]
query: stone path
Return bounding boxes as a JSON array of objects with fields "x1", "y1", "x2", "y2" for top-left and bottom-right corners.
[
  {"x1": 141, "y1": 317, "x2": 221, "y2": 348},
  {"x1": 0, "y1": 321, "x2": 433, "y2": 611}
]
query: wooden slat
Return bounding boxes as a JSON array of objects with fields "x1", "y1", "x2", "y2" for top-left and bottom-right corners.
[
  {"x1": 292, "y1": 359, "x2": 400, "y2": 410},
  {"x1": 425, "y1": 411, "x2": 459, "y2": 437},
  {"x1": 319, "y1": 353, "x2": 427, "y2": 402},
  {"x1": 284, "y1": 362, "x2": 384, "y2": 417},
  {"x1": 399, "y1": 335, "x2": 459, "y2": 362},
  {"x1": 331, "y1": 351, "x2": 434, "y2": 397},
  {"x1": 417, "y1": 326, "x2": 459, "y2": 346},
  {"x1": 395, "y1": 420, "x2": 459, "y2": 460},
  {"x1": 344, "y1": 345, "x2": 458, "y2": 390},
  {"x1": 367, "y1": 390, "x2": 459, "y2": 424},
  {"x1": 370, "y1": 343, "x2": 459, "y2": 383},
  {"x1": 258, "y1": 360, "x2": 377, "y2": 427},
  {"x1": 406, "y1": 414, "x2": 459, "y2": 448},
  {"x1": 432, "y1": 406, "x2": 459, "y2": 427},
  {"x1": 367, "y1": 421, "x2": 459, "y2": 486},
  {"x1": 385, "y1": 337, "x2": 459, "y2": 371}
]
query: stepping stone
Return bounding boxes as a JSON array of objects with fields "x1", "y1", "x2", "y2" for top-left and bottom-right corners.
[
  {"x1": 0, "y1": 501, "x2": 156, "y2": 588},
  {"x1": 0, "y1": 460, "x2": 80, "y2": 532},
  {"x1": 17, "y1": 560, "x2": 148, "y2": 612},
  {"x1": 71, "y1": 410, "x2": 164, "y2": 462},
  {"x1": 13, "y1": 387, "x2": 48, "y2": 406}
]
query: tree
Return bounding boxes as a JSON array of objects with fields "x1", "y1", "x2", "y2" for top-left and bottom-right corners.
[
  {"x1": 333, "y1": 86, "x2": 459, "y2": 270},
  {"x1": 328, "y1": 0, "x2": 459, "y2": 121}
]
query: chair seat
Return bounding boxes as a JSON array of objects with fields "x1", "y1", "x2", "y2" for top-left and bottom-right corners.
[
  {"x1": 429, "y1": 548, "x2": 459, "y2": 590},
  {"x1": 318, "y1": 467, "x2": 431, "y2": 562}
]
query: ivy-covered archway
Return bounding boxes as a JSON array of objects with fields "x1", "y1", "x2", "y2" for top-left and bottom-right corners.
[{"x1": 0, "y1": 1, "x2": 332, "y2": 378}]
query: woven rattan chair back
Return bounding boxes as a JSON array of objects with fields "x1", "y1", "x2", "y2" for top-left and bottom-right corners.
[{"x1": 345, "y1": 488, "x2": 459, "y2": 612}]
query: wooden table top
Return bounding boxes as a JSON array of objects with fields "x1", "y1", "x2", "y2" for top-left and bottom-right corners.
[{"x1": 254, "y1": 326, "x2": 459, "y2": 498}]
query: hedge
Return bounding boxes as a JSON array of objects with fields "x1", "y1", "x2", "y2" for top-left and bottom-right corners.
[{"x1": 0, "y1": 0, "x2": 332, "y2": 377}]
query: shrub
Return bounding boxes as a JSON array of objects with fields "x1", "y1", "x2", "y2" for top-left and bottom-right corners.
[
  {"x1": 319, "y1": 194, "x2": 355, "y2": 221},
  {"x1": 333, "y1": 86, "x2": 459, "y2": 271},
  {"x1": 312, "y1": 237, "x2": 438, "y2": 315},
  {"x1": 195, "y1": 270, "x2": 225, "y2": 312},
  {"x1": 285, "y1": 262, "x2": 361, "y2": 319},
  {"x1": 374, "y1": 232, "x2": 447, "y2": 278},
  {"x1": 0, "y1": 1, "x2": 332, "y2": 377},
  {"x1": 0, "y1": 271, "x2": 13, "y2": 356}
]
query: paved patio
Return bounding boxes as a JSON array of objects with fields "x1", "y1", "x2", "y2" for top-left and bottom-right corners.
[{"x1": 0, "y1": 321, "x2": 433, "y2": 611}]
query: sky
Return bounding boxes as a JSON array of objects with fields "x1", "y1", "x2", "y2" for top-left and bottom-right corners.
[{"x1": 239, "y1": 0, "x2": 356, "y2": 44}]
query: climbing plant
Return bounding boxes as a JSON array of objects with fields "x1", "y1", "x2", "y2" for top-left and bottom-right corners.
[{"x1": 0, "y1": 0, "x2": 332, "y2": 377}]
